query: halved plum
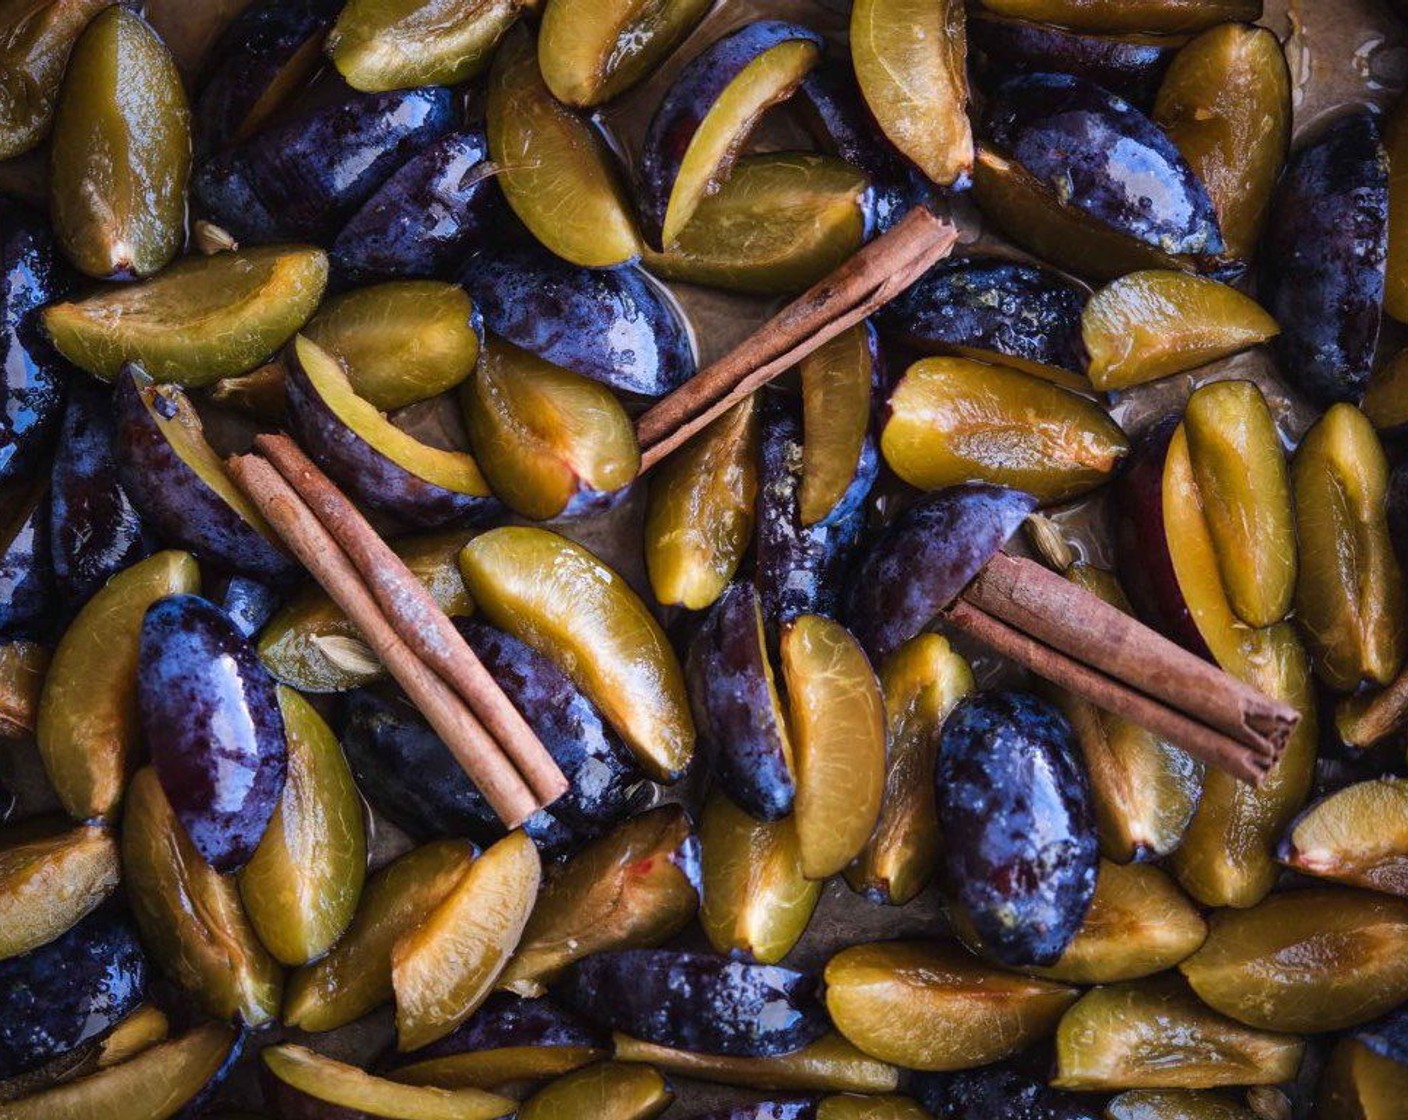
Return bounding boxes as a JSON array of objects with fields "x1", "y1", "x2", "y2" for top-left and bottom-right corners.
[
  {"x1": 975, "y1": 0, "x2": 1261, "y2": 34},
  {"x1": 327, "y1": 0, "x2": 526, "y2": 91},
  {"x1": 1278, "y1": 777, "x2": 1408, "y2": 896},
  {"x1": 538, "y1": 0, "x2": 709, "y2": 106},
  {"x1": 798, "y1": 323, "x2": 878, "y2": 527},
  {"x1": 0, "y1": 823, "x2": 119, "y2": 960},
  {"x1": 515, "y1": 1061, "x2": 673, "y2": 1120},
  {"x1": 611, "y1": 1033, "x2": 898, "y2": 1094}
]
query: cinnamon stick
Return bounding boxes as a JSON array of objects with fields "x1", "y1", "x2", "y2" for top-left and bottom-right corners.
[
  {"x1": 225, "y1": 452, "x2": 543, "y2": 828},
  {"x1": 253, "y1": 433, "x2": 569, "y2": 807},
  {"x1": 943, "y1": 597, "x2": 1275, "y2": 786},
  {"x1": 635, "y1": 205, "x2": 959, "y2": 473},
  {"x1": 964, "y1": 552, "x2": 1298, "y2": 760}
]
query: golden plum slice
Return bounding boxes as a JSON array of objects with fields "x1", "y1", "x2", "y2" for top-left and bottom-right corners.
[
  {"x1": 1053, "y1": 979, "x2": 1304, "y2": 1091},
  {"x1": 459, "y1": 527, "x2": 694, "y2": 781},
  {"x1": 538, "y1": 0, "x2": 711, "y2": 106},
  {"x1": 0, "y1": 824, "x2": 118, "y2": 960},
  {"x1": 121, "y1": 768, "x2": 283, "y2": 1025},
  {"x1": 1053, "y1": 565, "x2": 1203, "y2": 863},
  {"x1": 613, "y1": 1032, "x2": 899, "y2": 1094},
  {"x1": 328, "y1": 0, "x2": 527, "y2": 91},
  {"x1": 643, "y1": 153, "x2": 872, "y2": 297},
  {"x1": 462, "y1": 337, "x2": 639, "y2": 521},
  {"x1": 238, "y1": 689, "x2": 366, "y2": 967},
  {"x1": 824, "y1": 941, "x2": 1077, "y2": 1071},
  {"x1": 0, "y1": 1022, "x2": 239, "y2": 1120},
  {"x1": 1152, "y1": 23, "x2": 1290, "y2": 263},
  {"x1": 700, "y1": 792, "x2": 819, "y2": 964},
  {"x1": 1083, "y1": 272, "x2": 1280, "y2": 391},
  {"x1": 303, "y1": 281, "x2": 482, "y2": 411},
  {"x1": 0, "y1": 0, "x2": 121, "y2": 159},
  {"x1": 517, "y1": 1062, "x2": 673, "y2": 1120},
  {"x1": 283, "y1": 839, "x2": 475, "y2": 1033},
  {"x1": 799, "y1": 323, "x2": 877, "y2": 527},
  {"x1": 37, "y1": 550, "x2": 199, "y2": 821},
  {"x1": 259, "y1": 529, "x2": 474, "y2": 693},
  {"x1": 488, "y1": 25, "x2": 641, "y2": 269},
  {"x1": 1292, "y1": 404, "x2": 1406, "y2": 692},
  {"x1": 881, "y1": 356, "x2": 1129, "y2": 503},
  {"x1": 1180, "y1": 888, "x2": 1408, "y2": 1033},
  {"x1": 393, "y1": 829, "x2": 541, "y2": 1051},
  {"x1": 42, "y1": 246, "x2": 328, "y2": 385},
  {"x1": 260, "y1": 1044, "x2": 515, "y2": 1120},
  {"x1": 96, "y1": 1004, "x2": 169, "y2": 1069},
  {"x1": 975, "y1": 0, "x2": 1261, "y2": 33},
  {"x1": 0, "y1": 641, "x2": 46, "y2": 741},
  {"x1": 1278, "y1": 778, "x2": 1408, "y2": 896},
  {"x1": 781, "y1": 614, "x2": 886, "y2": 880},
  {"x1": 48, "y1": 7, "x2": 189, "y2": 280},
  {"x1": 1183, "y1": 379, "x2": 1296, "y2": 629},
  {"x1": 845, "y1": 634, "x2": 973, "y2": 906},
  {"x1": 1317, "y1": 1038, "x2": 1408, "y2": 1120},
  {"x1": 1025, "y1": 860, "x2": 1206, "y2": 984},
  {"x1": 645, "y1": 396, "x2": 758, "y2": 611},
  {"x1": 817, "y1": 1098, "x2": 930, "y2": 1120},
  {"x1": 1106, "y1": 1091, "x2": 1260, "y2": 1120},
  {"x1": 500, "y1": 806, "x2": 698, "y2": 996},
  {"x1": 850, "y1": 0, "x2": 971, "y2": 187}
]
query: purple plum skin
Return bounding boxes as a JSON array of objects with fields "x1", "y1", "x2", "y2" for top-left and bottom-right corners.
[
  {"x1": 640, "y1": 20, "x2": 825, "y2": 247},
  {"x1": 687, "y1": 582, "x2": 794, "y2": 821},
  {"x1": 459, "y1": 239, "x2": 695, "y2": 398},
  {"x1": 969, "y1": 16, "x2": 1181, "y2": 106},
  {"x1": 557, "y1": 949, "x2": 829, "y2": 1058},
  {"x1": 692, "y1": 1104, "x2": 818, "y2": 1120},
  {"x1": 0, "y1": 904, "x2": 147, "y2": 1080},
  {"x1": 218, "y1": 575, "x2": 281, "y2": 640},
  {"x1": 331, "y1": 130, "x2": 503, "y2": 284},
  {"x1": 49, "y1": 378, "x2": 153, "y2": 610},
  {"x1": 912, "y1": 1058, "x2": 1106, "y2": 1120},
  {"x1": 114, "y1": 369, "x2": 295, "y2": 580},
  {"x1": 392, "y1": 993, "x2": 608, "y2": 1064},
  {"x1": 877, "y1": 256, "x2": 1089, "y2": 378},
  {"x1": 283, "y1": 344, "x2": 500, "y2": 530},
  {"x1": 0, "y1": 195, "x2": 78, "y2": 490},
  {"x1": 936, "y1": 690, "x2": 1099, "y2": 968},
  {"x1": 844, "y1": 483, "x2": 1038, "y2": 665},
  {"x1": 983, "y1": 72, "x2": 1224, "y2": 257},
  {"x1": 0, "y1": 486, "x2": 53, "y2": 641},
  {"x1": 1261, "y1": 108, "x2": 1388, "y2": 406},
  {"x1": 194, "y1": 0, "x2": 341, "y2": 156},
  {"x1": 756, "y1": 392, "x2": 877, "y2": 630},
  {"x1": 138, "y1": 594, "x2": 288, "y2": 873},
  {"x1": 193, "y1": 86, "x2": 456, "y2": 244}
]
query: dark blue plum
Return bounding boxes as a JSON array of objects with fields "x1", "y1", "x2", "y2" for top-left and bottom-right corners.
[
  {"x1": 331, "y1": 130, "x2": 504, "y2": 284},
  {"x1": 195, "y1": 0, "x2": 341, "y2": 155},
  {"x1": 0, "y1": 484, "x2": 52, "y2": 640},
  {"x1": 216, "y1": 576, "x2": 281, "y2": 640},
  {"x1": 137, "y1": 595, "x2": 287, "y2": 873},
  {"x1": 1261, "y1": 108, "x2": 1388, "y2": 406},
  {"x1": 0, "y1": 904, "x2": 147, "y2": 1080},
  {"x1": 845, "y1": 484, "x2": 1038, "y2": 665},
  {"x1": 340, "y1": 688, "x2": 576, "y2": 856},
  {"x1": 983, "y1": 73, "x2": 1223, "y2": 257},
  {"x1": 49, "y1": 378, "x2": 153, "y2": 610},
  {"x1": 459, "y1": 239, "x2": 695, "y2": 398},
  {"x1": 877, "y1": 257, "x2": 1089, "y2": 380},
  {"x1": 558, "y1": 949, "x2": 828, "y2": 1058},
  {"x1": 0, "y1": 196, "x2": 77, "y2": 490},
  {"x1": 687, "y1": 582, "x2": 794, "y2": 821},
  {"x1": 756, "y1": 392, "x2": 876, "y2": 630},
  {"x1": 639, "y1": 20, "x2": 825, "y2": 247},
  {"x1": 193, "y1": 86, "x2": 456, "y2": 244},
  {"x1": 455, "y1": 619, "x2": 643, "y2": 836},
  {"x1": 691, "y1": 1104, "x2": 818, "y2": 1120},
  {"x1": 936, "y1": 691, "x2": 1098, "y2": 968},
  {"x1": 392, "y1": 992, "x2": 608, "y2": 1063},
  {"x1": 913, "y1": 1057, "x2": 1105, "y2": 1120}
]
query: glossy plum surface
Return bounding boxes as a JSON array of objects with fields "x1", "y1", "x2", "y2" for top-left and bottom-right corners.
[
  {"x1": 138, "y1": 594, "x2": 288, "y2": 873},
  {"x1": 0, "y1": 485, "x2": 53, "y2": 640},
  {"x1": 937, "y1": 690, "x2": 1099, "y2": 967},
  {"x1": 912, "y1": 1059, "x2": 1105, "y2": 1120}
]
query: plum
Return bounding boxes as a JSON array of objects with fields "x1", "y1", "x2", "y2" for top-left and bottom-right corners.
[
  {"x1": 687, "y1": 582, "x2": 795, "y2": 821},
  {"x1": 937, "y1": 691, "x2": 1098, "y2": 968},
  {"x1": 756, "y1": 393, "x2": 876, "y2": 629},
  {"x1": 49, "y1": 379, "x2": 152, "y2": 609},
  {"x1": 558, "y1": 949, "x2": 829, "y2": 1057},
  {"x1": 331, "y1": 130, "x2": 502, "y2": 284},
  {"x1": 0, "y1": 195, "x2": 76, "y2": 490},
  {"x1": 216, "y1": 576, "x2": 280, "y2": 640},
  {"x1": 193, "y1": 85, "x2": 455, "y2": 244},
  {"x1": 844, "y1": 484, "x2": 1038, "y2": 665},
  {"x1": 0, "y1": 484, "x2": 53, "y2": 641},
  {"x1": 460, "y1": 239, "x2": 695, "y2": 398},
  {"x1": 0, "y1": 904, "x2": 147, "y2": 1080},
  {"x1": 137, "y1": 594, "x2": 288, "y2": 873},
  {"x1": 912, "y1": 1058, "x2": 1106, "y2": 1120},
  {"x1": 983, "y1": 73, "x2": 1223, "y2": 258},
  {"x1": 1261, "y1": 108, "x2": 1388, "y2": 405},
  {"x1": 691, "y1": 1105, "x2": 817, "y2": 1120}
]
